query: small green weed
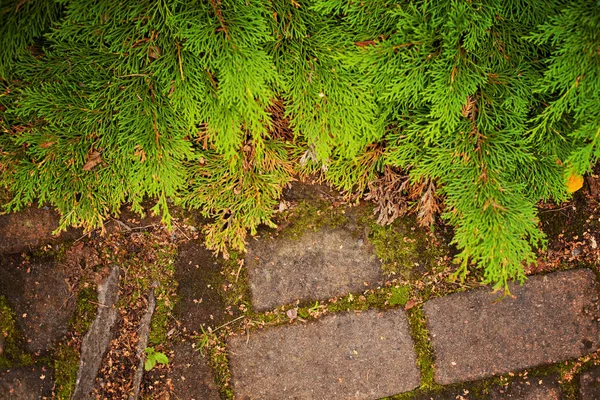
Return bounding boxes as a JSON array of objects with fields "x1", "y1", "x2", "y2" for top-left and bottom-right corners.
[{"x1": 144, "y1": 347, "x2": 169, "y2": 371}]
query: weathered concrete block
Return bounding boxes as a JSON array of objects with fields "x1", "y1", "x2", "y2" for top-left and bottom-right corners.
[
  {"x1": 424, "y1": 269, "x2": 600, "y2": 385},
  {"x1": 228, "y1": 309, "x2": 419, "y2": 399},
  {"x1": 246, "y1": 229, "x2": 382, "y2": 311}
]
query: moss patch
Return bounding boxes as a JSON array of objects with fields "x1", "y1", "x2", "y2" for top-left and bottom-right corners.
[
  {"x1": 0, "y1": 295, "x2": 34, "y2": 369},
  {"x1": 69, "y1": 283, "x2": 98, "y2": 335},
  {"x1": 277, "y1": 200, "x2": 349, "y2": 240},
  {"x1": 53, "y1": 341, "x2": 80, "y2": 399}
]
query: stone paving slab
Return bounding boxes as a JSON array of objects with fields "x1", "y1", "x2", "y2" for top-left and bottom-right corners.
[
  {"x1": 0, "y1": 366, "x2": 54, "y2": 399},
  {"x1": 228, "y1": 309, "x2": 419, "y2": 399},
  {"x1": 580, "y1": 365, "x2": 600, "y2": 400},
  {"x1": 424, "y1": 269, "x2": 600, "y2": 385},
  {"x1": 0, "y1": 254, "x2": 76, "y2": 354},
  {"x1": 246, "y1": 228, "x2": 382, "y2": 311},
  {"x1": 0, "y1": 207, "x2": 81, "y2": 255}
]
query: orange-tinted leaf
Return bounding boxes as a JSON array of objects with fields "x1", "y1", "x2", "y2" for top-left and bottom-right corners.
[{"x1": 566, "y1": 173, "x2": 584, "y2": 193}]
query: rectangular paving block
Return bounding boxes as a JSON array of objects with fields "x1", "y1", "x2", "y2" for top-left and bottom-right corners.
[
  {"x1": 228, "y1": 309, "x2": 420, "y2": 399},
  {"x1": 424, "y1": 269, "x2": 600, "y2": 385},
  {"x1": 246, "y1": 229, "x2": 382, "y2": 311}
]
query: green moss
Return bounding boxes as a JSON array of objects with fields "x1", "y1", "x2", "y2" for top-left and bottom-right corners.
[
  {"x1": 204, "y1": 336, "x2": 235, "y2": 399},
  {"x1": 279, "y1": 200, "x2": 348, "y2": 240},
  {"x1": 148, "y1": 247, "x2": 179, "y2": 346},
  {"x1": 358, "y1": 208, "x2": 448, "y2": 278},
  {"x1": 0, "y1": 295, "x2": 34, "y2": 369},
  {"x1": 69, "y1": 284, "x2": 98, "y2": 335},
  {"x1": 406, "y1": 307, "x2": 438, "y2": 392},
  {"x1": 53, "y1": 342, "x2": 80, "y2": 399},
  {"x1": 389, "y1": 286, "x2": 410, "y2": 306}
]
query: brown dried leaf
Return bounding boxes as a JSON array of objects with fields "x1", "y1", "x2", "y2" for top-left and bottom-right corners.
[
  {"x1": 83, "y1": 150, "x2": 102, "y2": 171},
  {"x1": 417, "y1": 179, "x2": 440, "y2": 227},
  {"x1": 404, "y1": 299, "x2": 416, "y2": 311},
  {"x1": 355, "y1": 40, "x2": 377, "y2": 47}
]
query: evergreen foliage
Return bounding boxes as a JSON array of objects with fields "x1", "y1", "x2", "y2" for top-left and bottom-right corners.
[{"x1": 1, "y1": 0, "x2": 598, "y2": 289}]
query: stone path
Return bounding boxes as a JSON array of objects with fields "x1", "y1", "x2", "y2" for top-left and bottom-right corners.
[
  {"x1": 228, "y1": 309, "x2": 419, "y2": 399},
  {"x1": 1, "y1": 204, "x2": 600, "y2": 399},
  {"x1": 424, "y1": 269, "x2": 600, "y2": 385},
  {"x1": 233, "y1": 223, "x2": 600, "y2": 399},
  {"x1": 246, "y1": 228, "x2": 382, "y2": 311}
]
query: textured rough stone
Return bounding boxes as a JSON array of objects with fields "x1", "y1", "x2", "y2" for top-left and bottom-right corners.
[
  {"x1": 580, "y1": 366, "x2": 600, "y2": 400},
  {"x1": 0, "y1": 255, "x2": 76, "y2": 354},
  {"x1": 228, "y1": 309, "x2": 419, "y2": 400},
  {"x1": 72, "y1": 266, "x2": 120, "y2": 400},
  {"x1": 424, "y1": 269, "x2": 600, "y2": 385},
  {"x1": 0, "y1": 366, "x2": 53, "y2": 399},
  {"x1": 246, "y1": 228, "x2": 382, "y2": 311},
  {"x1": 0, "y1": 207, "x2": 80, "y2": 255}
]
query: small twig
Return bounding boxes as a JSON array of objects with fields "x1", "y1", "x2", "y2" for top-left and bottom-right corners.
[
  {"x1": 88, "y1": 300, "x2": 110, "y2": 308},
  {"x1": 208, "y1": 0, "x2": 230, "y2": 40},
  {"x1": 212, "y1": 315, "x2": 245, "y2": 333},
  {"x1": 176, "y1": 42, "x2": 184, "y2": 81},
  {"x1": 172, "y1": 220, "x2": 191, "y2": 240},
  {"x1": 539, "y1": 204, "x2": 574, "y2": 213},
  {"x1": 74, "y1": 231, "x2": 92, "y2": 243},
  {"x1": 235, "y1": 260, "x2": 243, "y2": 282}
]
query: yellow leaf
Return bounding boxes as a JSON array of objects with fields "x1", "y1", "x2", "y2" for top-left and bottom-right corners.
[{"x1": 566, "y1": 173, "x2": 584, "y2": 193}]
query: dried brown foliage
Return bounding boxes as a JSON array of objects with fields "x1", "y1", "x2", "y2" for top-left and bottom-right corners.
[
  {"x1": 267, "y1": 99, "x2": 294, "y2": 142},
  {"x1": 366, "y1": 166, "x2": 441, "y2": 227}
]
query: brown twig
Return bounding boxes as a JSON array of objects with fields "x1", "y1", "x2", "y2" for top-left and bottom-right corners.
[{"x1": 209, "y1": 0, "x2": 230, "y2": 39}]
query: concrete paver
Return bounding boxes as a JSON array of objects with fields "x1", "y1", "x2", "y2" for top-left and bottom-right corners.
[
  {"x1": 246, "y1": 229, "x2": 382, "y2": 311},
  {"x1": 424, "y1": 269, "x2": 600, "y2": 384},
  {"x1": 228, "y1": 309, "x2": 419, "y2": 399}
]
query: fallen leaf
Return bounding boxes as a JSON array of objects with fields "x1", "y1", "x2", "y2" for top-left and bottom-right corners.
[
  {"x1": 286, "y1": 308, "x2": 298, "y2": 320},
  {"x1": 566, "y1": 173, "x2": 584, "y2": 193},
  {"x1": 404, "y1": 299, "x2": 416, "y2": 310},
  {"x1": 83, "y1": 150, "x2": 102, "y2": 171}
]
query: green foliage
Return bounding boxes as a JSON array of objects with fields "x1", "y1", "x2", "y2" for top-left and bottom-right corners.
[
  {"x1": 144, "y1": 347, "x2": 169, "y2": 371},
  {"x1": 1, "y1": 0, "x2": 599, "y2": 289}
]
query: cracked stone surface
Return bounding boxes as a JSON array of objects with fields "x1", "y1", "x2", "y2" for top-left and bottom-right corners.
[
  {"x1": 245, "y1": 228, "x2": 382, "y2": 311},
  {"x1": 424, "y1": 269, "x2": 600, "y2": 385},
  {"x1": 228, "y1": 308, "x2": 419, "y2": 400}
]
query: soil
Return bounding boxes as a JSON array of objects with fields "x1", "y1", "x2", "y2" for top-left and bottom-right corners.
[{"x1": 145, "y1": 339, "x2": 220, "y2": 400}]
